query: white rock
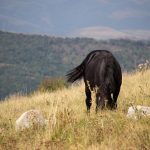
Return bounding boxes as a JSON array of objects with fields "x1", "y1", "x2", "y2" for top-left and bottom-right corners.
[
  {"x1": 16, "y1": 109, "x2": 48, "y2": 131},
  {"x1": 127, "y1": 105, "x2": 150, "y2": 119}
]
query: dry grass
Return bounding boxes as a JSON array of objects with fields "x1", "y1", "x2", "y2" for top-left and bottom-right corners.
[{"x1": 0, "y1": 70, "x2": 150, "y2": 150}]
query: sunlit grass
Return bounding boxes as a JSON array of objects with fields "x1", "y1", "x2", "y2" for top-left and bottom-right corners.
[{"x1": 0, "y1": 70, "x2": 150, "y2": 150}]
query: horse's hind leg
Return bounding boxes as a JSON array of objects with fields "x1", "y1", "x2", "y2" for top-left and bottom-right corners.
[
  {"x1": 112, "y1": 88, "x2": 120, "y2": 109},
  {"x1": 85, "y1": 86, "x2": 92, "y2": 113}
]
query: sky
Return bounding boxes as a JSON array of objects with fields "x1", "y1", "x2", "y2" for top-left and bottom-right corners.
[{"x1": 0, "y1": 0, "x2": 150, "y2": 40}]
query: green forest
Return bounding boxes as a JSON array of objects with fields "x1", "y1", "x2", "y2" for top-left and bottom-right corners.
[{"x1": 0, "y1": 31, "x2": 150, "y2": 99}]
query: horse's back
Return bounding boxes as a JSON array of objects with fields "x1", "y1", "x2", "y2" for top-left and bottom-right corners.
[{"x1": 84, "y1": 50, "x2": 121, "y2": 90}]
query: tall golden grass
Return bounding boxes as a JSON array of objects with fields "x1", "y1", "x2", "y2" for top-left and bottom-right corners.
[{"x1": 0, "y1": 70, "x2": 150, "y2": 150}]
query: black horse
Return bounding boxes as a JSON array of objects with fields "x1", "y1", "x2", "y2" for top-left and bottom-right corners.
[{"x1": 66, "y1": 50, "x2": 122, "y2": 112}]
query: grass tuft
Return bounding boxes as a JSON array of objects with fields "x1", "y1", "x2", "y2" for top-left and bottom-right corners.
[{"x1": 0, "y1": 70, "x2": 150, "y2": 149}]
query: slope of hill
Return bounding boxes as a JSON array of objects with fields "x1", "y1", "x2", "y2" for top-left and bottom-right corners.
[
  {"x1": 0, "y1": 70, "x2": 150, "y2": 149},
  {"x1": 0, "y1": 31, "x2": 150, "y2": 99}
]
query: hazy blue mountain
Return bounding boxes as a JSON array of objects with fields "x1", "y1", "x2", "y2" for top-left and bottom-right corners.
[{"x1": 0, "y1": 0, "x2": 150, "y2": 39}]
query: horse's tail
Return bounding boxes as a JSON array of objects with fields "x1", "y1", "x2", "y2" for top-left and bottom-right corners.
[
  {"x1": 66, "y1": 62, "x2": 85, "y2": 83},
  {"x1": 66, "y1": 50, "x2": 99, "y2": 83}
]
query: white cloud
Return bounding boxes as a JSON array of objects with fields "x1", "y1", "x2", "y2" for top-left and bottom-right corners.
[
  {"x1": 0, "y1": 15, "x2": 40, "y2": 28},
  {"x1": 70, "y1": 26, "x2": 150, "y2": 40},
  {"x1": 97, "y1": 0, "x2": 149, "y2": 5},
  {"x1": 122, "y1": 29, "x2": 150, "y2": 40},
  {"x1": 110, "y1": 9, "x2": 140, "y2": 19},
  {"x1": 96, "y1": 0, "x2": 110, "y2": 4},
  {"x1": 129, "y1": 0, "x2": 149, "y2": 5},
  {"x1": 110, "y1": 9, "x2": 150, "y2": 20},
  {"x1": 41, "y1": 17, "x2": 53, "y2": 25}
]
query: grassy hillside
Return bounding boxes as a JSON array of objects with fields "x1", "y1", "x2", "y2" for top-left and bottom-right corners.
[
  {"x1": 0, "y1": 70, "x2": 150, "y2": 150},
  {"x1": 1, "y1": 30, "x2": 150, "y2": 99}
]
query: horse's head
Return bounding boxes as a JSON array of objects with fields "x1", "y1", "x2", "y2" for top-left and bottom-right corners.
[{"x1": 96, "y1": 90, "x2": 114, "y2": 112}]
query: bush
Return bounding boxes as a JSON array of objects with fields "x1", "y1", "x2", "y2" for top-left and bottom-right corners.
[
  {"x1": 38, "y1": 78, "x2": 68, "y2": 92},
  {"x1": 137, "y1": 60, "x2": 150, "y2": 73}
]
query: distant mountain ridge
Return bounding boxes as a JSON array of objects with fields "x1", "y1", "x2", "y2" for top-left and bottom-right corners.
[{"x1": 0, "y1": 30, "x2": 150, "y2": 99}]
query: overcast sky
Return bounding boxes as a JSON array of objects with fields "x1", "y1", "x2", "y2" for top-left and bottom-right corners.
[{"x1": 0, "y1": 0, "x2": 150, "y2": 40}]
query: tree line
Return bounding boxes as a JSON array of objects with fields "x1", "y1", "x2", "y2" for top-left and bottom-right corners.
[{"x1": 0, "y1": 30, "x2": 150, "y2": 99}]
